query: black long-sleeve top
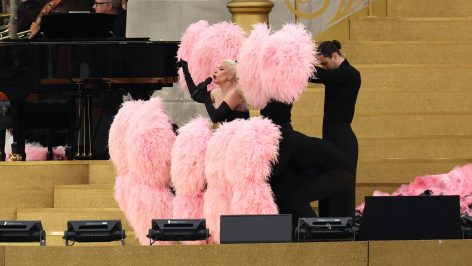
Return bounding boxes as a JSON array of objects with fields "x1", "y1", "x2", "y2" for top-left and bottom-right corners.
[{"x1": 309, "y1": 60, "x2": 361, "y2": 125}]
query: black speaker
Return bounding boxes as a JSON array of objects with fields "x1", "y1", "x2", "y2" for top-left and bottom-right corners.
[
  {"x1": 147, "y1": 219, "x2": 209, "y2": 242},
  {"x1": 357, "y1": 195, "x2": 463, "y2": 241},
  {"x1": 220, "y1": 214, "x2": 292, "y2": 244},
  {"x1": 63, "y1": 220, "x2": 125, "y2": 245},
  {"x1": 0, "y1": 221, "x2": 46, "y2": 245}
]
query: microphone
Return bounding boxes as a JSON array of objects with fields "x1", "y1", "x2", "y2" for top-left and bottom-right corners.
[
  {"x1": 197, "y1": 77, "x2": 213, "y2": 89},
  {"x1": 191, "y1": 77, "x2": 213, "y2": 100}
]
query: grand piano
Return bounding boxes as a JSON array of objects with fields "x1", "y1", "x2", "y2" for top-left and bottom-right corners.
[{"x1": 0, "y1": 14, "x2": 179, "y2": 161}]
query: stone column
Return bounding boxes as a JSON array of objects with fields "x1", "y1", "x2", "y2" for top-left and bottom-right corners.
[{"x1": 226, "y1": 0, "x2": 274, "y2": 33}]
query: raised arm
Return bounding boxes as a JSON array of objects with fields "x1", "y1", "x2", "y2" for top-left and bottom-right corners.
[{"x1": 177, "y1": 59, "x2": 212, "y2": 103}]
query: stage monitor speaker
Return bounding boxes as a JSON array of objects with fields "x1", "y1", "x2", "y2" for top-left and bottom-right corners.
[
  {"x1": 357, "y1": 195, "x2": 463, "y2": 241},
  {"x1": 0, "y1": 220, "x2": 46, "y2": 246},
  {"x1": 296, "y1": 217, "x2": 354, "y2": 242},
  {"x1": 147, "y1": 219, "x2": 208, "y2": 243},
  {"x1": 63, "y1": 220, "x2": 125, "y2": 245},
  {"x1": 220, "y1": 214, "x2": 292, "y2": 244}
]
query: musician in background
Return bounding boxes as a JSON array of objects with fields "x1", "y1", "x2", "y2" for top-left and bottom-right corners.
[
  {"x1": 93, "y1": 0, "x2": 126, "y2": 38},
  {"x1": 17, "y1": 0, "x2": 45, "y2": 32}
]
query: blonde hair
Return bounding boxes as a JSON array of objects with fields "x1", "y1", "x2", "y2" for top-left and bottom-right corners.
[
  {"x1": 223, "y1": 59, "x2": 238, "y2": 82},
  {"x1": 222, "y1": 59, "x2": 249, "y2": 111}
]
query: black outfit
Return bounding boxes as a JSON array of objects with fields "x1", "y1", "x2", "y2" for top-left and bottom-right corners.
[
  {"x1": 113, "y1": 6, "x2": 127, "y2": 38},
  {"x1": 261, "y1": 101, "x2": 356, "y2": 224},
  {"x1": 309, "y1": 60, "x2": 360, "y2": 217},
  {"x1": 179, "y1": 60, "x2": 249, "y2": 123}
]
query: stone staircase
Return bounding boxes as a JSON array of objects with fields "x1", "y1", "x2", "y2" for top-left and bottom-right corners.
[
  {"x1": 294, "y1": 0, "x2": 472, "y2": 204},
  {"x1": 0, "y1": 161, "x2": 138, "y2": 246}
]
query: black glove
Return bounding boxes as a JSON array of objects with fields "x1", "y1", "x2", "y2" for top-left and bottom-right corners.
[
  {"x1": 177, "y1": 58, "x2": 212, "y2": 103},
  {"x1": 202, "y1": 97, "x2": 232, "y2": 124}
]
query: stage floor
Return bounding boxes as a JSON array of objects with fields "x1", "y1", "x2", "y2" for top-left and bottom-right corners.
[{"x1": 0, "y1": 240, "x2": 471, "y2": 265}]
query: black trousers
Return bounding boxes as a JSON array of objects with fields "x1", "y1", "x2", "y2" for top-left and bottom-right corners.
[
  {"x1": 269, "y1": 128, "x2": 356, "y2": 226},
  {"x1": 320, "y1": 123, "x2": 358, "y2": 218}
]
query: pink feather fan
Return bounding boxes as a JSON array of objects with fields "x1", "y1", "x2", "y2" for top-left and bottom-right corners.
[
  {"x1": 120, "y1": 97, "x2": 176, "y2": 244},
  {"x1": 188, "y1": 21, "x2": 246, "y2": 91},
  {"x1": 259, "y1": 23, "x2": 317, "y2": 104},
  {"x1": 203, "y1": 119, "x2": 246, "y2": 243},
  {"x1": 171, "y1": 117, "x2": 213, "y2": 241},
  {"x1": 177, "y1": 20, "x2": 210, "y2": 92},
  {"x1": 109, "y1": 100, "x2": 144, "y2": 175},
  {"x1": 125, "y1": 97, "x2": 176, "y2": 189},
  {"x1": 224, "y1": 117, "x2": 281, "y2": 215},
  {"x1": 237, "y1": 23, "x2": 272, "y2": 109}
]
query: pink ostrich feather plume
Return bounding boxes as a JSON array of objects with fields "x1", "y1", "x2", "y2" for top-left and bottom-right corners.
[
  {"x1": 52, "y1": 146, "x2": 66, "y2": 160},
  {"x1": 260, "y1": 23, "x2": 316, "y2": 104},
  {"x1": 109, "y1": 100, "x2": 144, "y2": 175},
  {"x1": 189, "y1": 21, "x2": 246, "y2": 91},
  {"x1": 24, "y1": 143, "x2": 47, "y2": 161},
  {"x1": 8, "y1": 143, "x2": 66, "y2": 161},
  {"x1": 231, "y1": 182, "x2": 278, "y2": 214},
  {"x1": 126, "y1": 97, "x2": 176, "y2": 189},
  {"x1": 172, "y1": 192, "x2": 207, "y2": 245},
  {"x1": 225, "y1": 117, "x2": 281, "y2": 185},
  {"x1": 237, "y1": 23, "x2": 272, "y2": 109},
  {"x1": 125, "y1": 181, "x2": 174, "y2": 245},
  {"x1": 203, "y1": 119, "x2": 246, "y2": 243},
  {"x1": 114, "y1": 172, "x2": 132, "y2": 214},
  {"x1": 224, "y1": 117, "x2": 280, "y2": 215},
  {"x1": 171, "y1": 117, "x2": 212, "y2": 223},
  {"x1": 171, "y1": 117, "x2": 213, "y2": 195},
  {"x1": 177, "y1": 20, "x2": 210, "y2": 92}
]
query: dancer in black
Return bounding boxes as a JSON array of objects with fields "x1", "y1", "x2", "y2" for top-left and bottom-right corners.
[
  {"x1": 261, "y1": 100, "x2": 356, "y2": 222},
  {"x1": 309, "y1": 40, "x2": 361, "y2": 217},
  {"x1": 177, "y1": 59, "x2": 249, "y2": 123}
]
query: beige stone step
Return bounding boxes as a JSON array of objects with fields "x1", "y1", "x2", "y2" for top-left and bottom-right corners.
[
  {"x1": 356, "y1": 184, "x2": 401, "y2": 205},
  {"x1": 357, "y1": 158, "x2": 470, "y2": 183},
  {"x1": 88, "y1": 160, "x2": 116, "y2": 184},
  {"x1": 387, "y1": 0, "x2": 472, "y2": 17},
  {"x1": 353, "y1": 64, "x2": 472, "y2": 91},
  {"x1": 16, "y1": 208, "x2": 131, "y2": 232},
  {"x1": 54, "y1": 184, "x2": 117, "y2": 208},
  {"x1": 358, "y1": 137, "x2": 472, "y2": 160},
  {"x1": 295, "y1": 90, "x2": 472, "y2": 114},
  {"x1": 351, "y1": 17, "x2": 472, "y2": 41},
  {"x1": 343, "y1": 41, "x2": 472, "y2": 64},
  {"x1": 292, "y1": 114, "x2": 472, "y2": 138},
  {"x1": 0, "y1": 161, "x2": 89, "y2": 220}
]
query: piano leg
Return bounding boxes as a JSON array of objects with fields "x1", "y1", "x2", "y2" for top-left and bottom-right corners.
[{"x1": 9, "y1": 98, "x2": 26, "y2": 161}]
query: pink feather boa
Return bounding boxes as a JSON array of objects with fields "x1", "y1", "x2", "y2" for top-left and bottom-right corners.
[{"x1": 356, "y1": 163, "x2": 472, "y2": 215}]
